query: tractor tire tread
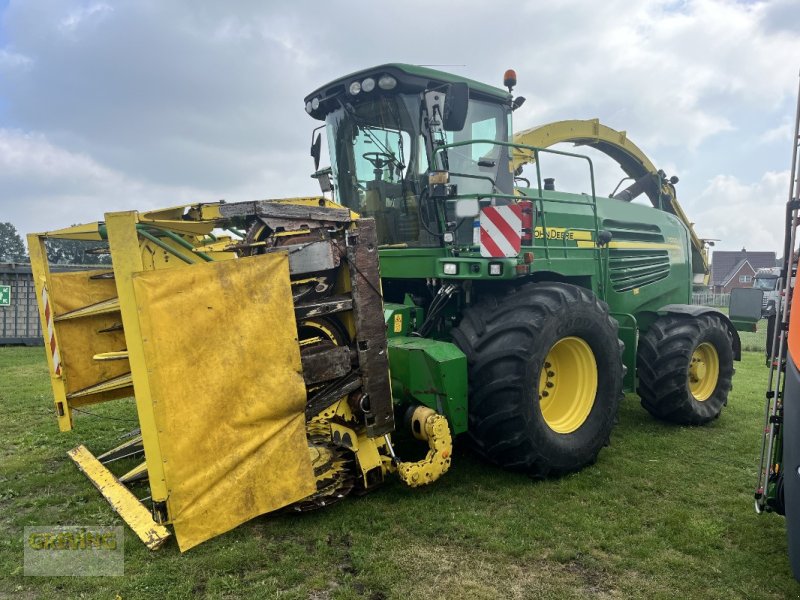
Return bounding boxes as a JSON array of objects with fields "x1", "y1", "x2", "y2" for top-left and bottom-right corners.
[
  {"x1": 451, "y1": 282, "x2": 624, "y2": 478},
  {"x1": 637, "y1": 313, "x2": 734, "y2": 424}
]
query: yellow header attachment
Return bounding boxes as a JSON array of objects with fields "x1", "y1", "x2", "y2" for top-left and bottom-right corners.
[{"x1": 27, "y1": 197, "x2": 450, "y2": 551}]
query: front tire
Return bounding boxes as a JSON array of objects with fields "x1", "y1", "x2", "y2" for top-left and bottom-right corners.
[
  {"x1": 637, "y1": 314, "x2": 734, "y2": 424},
  {"x1": 452, "y1": 282, "x2": 624, "y2": 477}
]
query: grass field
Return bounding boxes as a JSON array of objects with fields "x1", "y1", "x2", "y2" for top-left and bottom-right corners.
[{"x1": 1, "y1": 346, "x2": 799, "y2": 599}]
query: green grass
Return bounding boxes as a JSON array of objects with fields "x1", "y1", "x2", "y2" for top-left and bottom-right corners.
[{"x1": 1, "y1": 347, "x2": 798, "y2": 599}]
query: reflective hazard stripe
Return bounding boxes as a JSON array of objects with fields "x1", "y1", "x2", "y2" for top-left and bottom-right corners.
[
  {"x1": 42, "y1": 286, "x2": 62, "y2": 376},
  {"x1": 480, "y1": 205, "x2": 522, "y2": 258}
]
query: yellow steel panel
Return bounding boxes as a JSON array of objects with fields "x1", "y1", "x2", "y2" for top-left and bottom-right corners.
[
  {"x1": 139, "y1": 234, "x2": 203, "y2": 269},
  {"x1": 131, "y1": 252, "x2": 315, "y2": 551},
  {"x1": 97, "y1": 434, "x2": 143, "y2": 461},
  {"x1": 67, "y1": 372, "x2": 133, "y2": 399},
  {"x1": 48, "y1": 270, "x2": 130, "y2": 399},
  {"x1": 40, "y1": 222, "x2": 105, "y2": 240},
  {"x1": 27, "y1": 234, "x2": 72, "y2": 431},
  {"x1": 93, "y1": 350, "x2": 129, "y2": 361},
  {"x1": 119, "y1": 461, "x2": 148, "y2": 484},
  {"x1": 138, "y1": 204, "x2": 218, "y2": 236},
  {"x1": 355, "y1": 434, "x2": 382, "y2": 485},
  {"x1": 54, "y1": 296, "x2": 120, "y2": 321},
  {"x1": 68, "y1": 445, "x2": 171, "y2": 550},
  {"x1": 512, "y1": 118, "x2": 656, "y2": 172},
  {"x1": 106, "y1": 211, "x2": 170, "y2": 504}
]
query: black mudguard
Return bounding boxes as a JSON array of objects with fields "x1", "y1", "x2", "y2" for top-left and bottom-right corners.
[{"x1": 659, "y1": 304, "x2": 742, "y2": 360}]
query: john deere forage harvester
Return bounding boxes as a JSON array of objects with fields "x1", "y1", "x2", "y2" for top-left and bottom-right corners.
[{"x1": 31, "y1": 64, "x2": 741, "y2": 550}]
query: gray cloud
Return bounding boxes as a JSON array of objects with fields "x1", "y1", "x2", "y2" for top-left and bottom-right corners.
[
  {"x1": 0, "y1": 0, "x2": 798, "y2": 254},
  {"x1": 760, "y1": 0, "x2": 800, "y2": 35}
]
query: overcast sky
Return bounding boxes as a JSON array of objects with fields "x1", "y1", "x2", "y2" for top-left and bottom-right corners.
[{"x1": 1, "y1": 0, "x2": 799, "y2": 254}]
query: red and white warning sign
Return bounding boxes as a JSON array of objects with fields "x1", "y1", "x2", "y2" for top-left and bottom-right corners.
[
  {"x1": 479, "y1": 205, "x2": 522, "y2": 258},
  {"x1": 41, "y1": 286, "x2": 62, "y2": 376}
]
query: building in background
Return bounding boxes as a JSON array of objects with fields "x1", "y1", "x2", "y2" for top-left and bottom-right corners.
[
  {"x1": 0, "y1": 262, "x2": 86, "y2": 345},
  {"x1": 710, "y1": 249, "x2": 777, "y2": 294}
]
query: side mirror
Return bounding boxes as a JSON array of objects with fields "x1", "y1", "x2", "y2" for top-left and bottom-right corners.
[
  {"x1": 311, "y1": 133, "x2": 322, "y2": 172},
  {"x1": 442, "y1": 82, "x2": 469, "y2": 131},
  {"x1": 729, "y1": 287, "x2": 764, "y2": 328}
]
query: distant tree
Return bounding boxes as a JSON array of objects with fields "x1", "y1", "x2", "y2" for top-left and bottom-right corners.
[
  {"x1": 0, "y1": 222, "x2": 28, "y2": 262},
  {"x1": 46, "y1": 236, "x2": 111, "y2": 265}
]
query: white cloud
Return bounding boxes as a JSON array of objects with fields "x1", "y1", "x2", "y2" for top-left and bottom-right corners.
[
  {"x1": 58, "y1": 3, "x2": 112, "y2": 35},
  {"x1": 0, "y1": 128, "x2": 188, "y2": 233},
  {"x1": 0, "y1": 0, "x2": 797, "y2": 254},
  {"x1": 0, "y1": 127, "x2": 321, "y2": 237},
  {"x1": 521, "y1": 0, "x2": 797, "y2": 154},
  {"x1": 692, "y1": 170, "x2": 790, "y2": 253},
  {"x1": 759, "y1": 117, "x2": 795, "y2": 145},
  {"x1": 0, "y1": 48, "x2": 32, "y2": 70},
  {"x1": 0, "y1": 128, "x2": 116, "y2": 181}
]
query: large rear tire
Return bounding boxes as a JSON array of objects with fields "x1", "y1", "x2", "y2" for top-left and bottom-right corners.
[
  {"x1": 451, "y1": 282, "x2": 624, "y2": 477},
  {"x1": 637, "y1": 314, "x2": 734, "y2": 424}
]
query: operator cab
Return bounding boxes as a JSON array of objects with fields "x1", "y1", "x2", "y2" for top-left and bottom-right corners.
[
  {"x1": 304, "y1": 64, "x2": 514, "y2": 247},
  {"x1": 753, "y1": 273, "x2": 779, "y2": 291}
]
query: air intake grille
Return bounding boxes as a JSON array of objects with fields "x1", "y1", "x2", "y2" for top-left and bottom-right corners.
[
  {"x1": 602, "y1": 219, "x2": 665, "y2": 243},
  {"x1": 608, "y1": 250, "x2": 670, "y2": 292},
  {"x1": 603, "y1": 219, "x2": 670, "y2": 292}
]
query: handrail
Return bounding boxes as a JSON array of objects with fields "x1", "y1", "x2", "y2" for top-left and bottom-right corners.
[{"x1": 433, "y1": 139, "x2": 602, "y2": 285}]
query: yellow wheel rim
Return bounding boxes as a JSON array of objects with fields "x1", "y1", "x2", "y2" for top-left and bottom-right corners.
[
  {"x1": 688, "y1": 342, "x2": 719, "y2": 401},
  {"x1": 538, "y1": 336, "x2": 598, "y2": 434}
]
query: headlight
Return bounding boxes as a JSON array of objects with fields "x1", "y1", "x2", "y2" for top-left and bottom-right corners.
[
  {"x1": 349, "y1": 81, "x2": 361, "y2": 95},
  {"x1": 489, "y1": 263, "x2": 503, "y2": 276},
  {"x1": 378, "y1": 75, "x2": 397, "y2": 90},
  {"x1": 443, "y1": 263, "x2": 458, "y2": 275},
  {"x1": 311, "y1": 97, "x2": 320, "y2": 110},
  {"x1": 362, "y1": 77, "x2": 376, "y2": 92},
  {"x1": 305, "y1": 101, "x2": 313, "y2": 114}
]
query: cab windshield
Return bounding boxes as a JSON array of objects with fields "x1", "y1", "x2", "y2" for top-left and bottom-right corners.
[
  {"x1": 326, "y1": 93, "x2": 510, "y2": 246},
  {"x1": 753, "y1": 277, "x2": 778, "y2": 291}
]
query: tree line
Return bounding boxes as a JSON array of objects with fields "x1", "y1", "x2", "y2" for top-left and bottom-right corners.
[{"x1": 0, "y1": 222, "x2": 111, "y2": 265}]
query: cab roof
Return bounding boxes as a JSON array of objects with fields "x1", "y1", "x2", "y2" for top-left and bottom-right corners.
[{"x1": 303, "y1": 63, "x2": 511, "y2": 121}]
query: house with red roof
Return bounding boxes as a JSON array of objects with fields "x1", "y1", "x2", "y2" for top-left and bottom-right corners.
[{"x1": 711, "y1": 249, "x2": 777, "y2": 293}]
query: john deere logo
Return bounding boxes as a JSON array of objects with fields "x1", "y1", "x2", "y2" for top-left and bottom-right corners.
[{"x1": 0, "y1": 285, "x2": 10, "y2": 307}]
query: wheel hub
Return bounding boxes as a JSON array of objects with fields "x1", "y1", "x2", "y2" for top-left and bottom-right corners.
[
  {"x1": 688, "y1": 342, "x2": 719, "y2": 401},
  {"x1": 538, "y1": 336, "x2": 598, "y2": 434}
]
